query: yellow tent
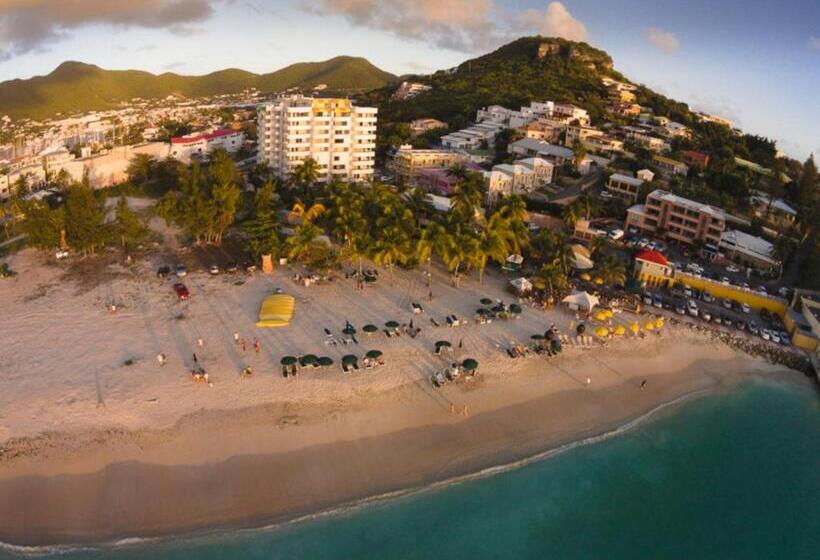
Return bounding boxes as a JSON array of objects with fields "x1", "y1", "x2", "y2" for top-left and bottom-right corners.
[
  {"x1": 614, "y1": 325, "x2": 626, "y2": 336},
  {"x1": 595, "y1": 326, "x2": 609, "y2": 337},
  {"x1": 256, "y1": 294, "x2": 295, "y2": 327}
]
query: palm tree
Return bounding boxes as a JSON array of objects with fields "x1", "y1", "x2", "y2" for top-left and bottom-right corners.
[
  {"x1": 576, "y1": 193, "x2": 600, "y2": 220},
  {"x1": 288, "y1": 200, "x2": 326, "y2": 225},
  {"x1": 473, "y1": 213, "x2": 511, "y2": 283},
  {"x1": 417, "y1": 222, "x2": 447, "y2": 287},
  {"x1": 562, "y1": 202, "x2": 580, "y2": 229},
  {"x1": 588, "y1": 236, "x2": 607, "y2": 259},
  {"x1": 534, "y1": 261, "x2": 569, "y2": 301},
  {"x1": 370, "y1": 227, "x2": 411, "y2": 282},
  {"x1": 285, "y1": 222, "x2": 324, "y2": 263},
  {"x1": 288, "y1": 157, "x2": 320, "y2": 200},
  {"x1": 552, "y1": 232, "x2": 575, "y2": 275},
  {"x1": 572, "y1": 139, "x2": 587, "y2": 169},
  {"x1": 595, "y1": 254, "x2": 626, "y2": 285}
]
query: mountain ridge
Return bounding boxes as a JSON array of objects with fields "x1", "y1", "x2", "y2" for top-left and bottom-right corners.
[{"x1": 0, "y1": 56, "x2": 397, "y2": 120}]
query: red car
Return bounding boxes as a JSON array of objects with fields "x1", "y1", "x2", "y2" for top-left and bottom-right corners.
[{"x1": 173, "y1": 283, "x2": 190, "y2": 300}]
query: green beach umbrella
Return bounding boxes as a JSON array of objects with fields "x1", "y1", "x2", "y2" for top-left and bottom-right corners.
[
  {"x1": 491, "y1": 304, "x2": 505, "y2": 313},
  {"x1": 476, "y1": 308, "x2": 491, "y2": 316},
  {"x1": 385, "y1": 320, "x2": 399, "y2": 329},
  {"x1": 531, "y1": 334, "x2": 545, "y2": 340},
  {"x1": 280, "y1": 356, "x2": 297, "y2": 365},
  {"x1": 365, "y1": 350, "x2": 383, "y2": 359},
  {"x1": 299, "y1": 354, "x2": 318, "y2": 366},
  {"x1": 480, "y1": 297, "x2": 493, "y2": 305},
  {"x1": 461, "y1": 358, "x2": 479, "y2": 371},
  {"x1": 342, "y1": 354, "x2": 358, "y2": 365},
  {"x1": 318, "y1": 356, "x2": 334, "y2": 367},
  {"x1": 365, "y1": 275, "x2": 377, "y2": 283},
  {"x1": 509, "y1": 303, "x2": 522, "y2": 314},
  {"x1": 362, "y1": 324, "x2": 378, "y2": 333},
  {"x1": 550, "y1": 339, "x2": 562, "y2": 353}
]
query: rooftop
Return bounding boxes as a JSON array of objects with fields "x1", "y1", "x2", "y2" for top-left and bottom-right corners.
[
  {"x1": 647, "y1": 189, "x2": 725, "y2": 220},
  {"x1": 719, "y1": 229, "x2": 775, "y2": 263},
  {"x1": 170, "y1": 128, "x2": 237, "y2": 145},
  {"x1": 609, "y1": 173, "x2": 643, "y2": 187},
  {"x1": 636, "y1": 249, "x2": 669, "y2": 267}
]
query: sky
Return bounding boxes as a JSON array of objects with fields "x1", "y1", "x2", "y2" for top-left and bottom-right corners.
[{"x1": 0, "y1": 0, "x2": 817, "y2": 159}]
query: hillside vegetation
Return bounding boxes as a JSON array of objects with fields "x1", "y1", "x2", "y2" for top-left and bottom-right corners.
[{"x1": 0, "y1": 56, "x2": 396, "y2": 120}]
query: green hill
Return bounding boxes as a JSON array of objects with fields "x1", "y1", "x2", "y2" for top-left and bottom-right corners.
[{"x1": 0, "y1": 56, "x2": 397, "y2": 120}]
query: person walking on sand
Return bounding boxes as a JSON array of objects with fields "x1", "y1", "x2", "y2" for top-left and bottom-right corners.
[
  {"x1": 196, "y1": 337, "x2": 204, "y2": 348},
  {"x1": 192, "y1": 352, "x2": 198, "y2": 364},
  {"x1": 253, "y1": 338, "x2": 260, "y2": 353},
  {"x1": 240, "y1": 338, "x2": 247, "y2": 352},
  {"x1": 450, "y1": 402, "x2": 455, "y2": 415},
  {"x1": 462, "y1": 403, "x2": 469, "y2": 417},
  {"x1": 640, "y1": 379, "x2": 647, "y2": 389},
  {"x1": 233, "y1": 332, "x2": 240, "y2": 344},
  {"x1": 586, "y1": 376, "x2": 591, "y2": 387},
  {"x1": 157, "y1": 352, "x2": 167, "y2": 366}
]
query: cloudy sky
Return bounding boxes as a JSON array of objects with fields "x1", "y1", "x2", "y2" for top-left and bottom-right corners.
[{"x1": 0, "y1": 0, "x2": 817, "y2": 159}]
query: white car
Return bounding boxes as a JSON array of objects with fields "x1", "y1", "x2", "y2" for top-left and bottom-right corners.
[
  {"x1": 770, "y1": 332, "x2": 781, "y2": 344},
  {"x1": 722, "y1": 299, "x2": 733, "y2": 309},
  {"x1": 600, "y1": 190, "x2": 614, "y2": 200},
  {"x1": 209, "y1": 264, "x2": 220, "y2": 275},
  {"x1": 778, "y1": 287, "x2": 790, "y2": 298},
  {"x1": 608, "y1": 228, "x2": 624, "y2": 241},
  {"x1": 757, "y1": 286, "x2": 768, "y2": 294},
  {"x1": 760, "y1": 329, "x2": 771, "y2": 341},
  {"x1": 55, "y1": 249, "x2": 70, "y2": 260},
  {"x1": 726, "y1": 265, "x2": 740, "y2": 273},
  {"x1": 721, "y1": 276, "x2": 731, "y2": 285},
  {"x1": 687, "y1": 299, "x2": 699, "y2": 317},
  {"x1": 702, "y1": 292, "x2": 715, "y2": 303},
  {"x1": 700, "y1": 309, "x2": 712, "y2": 322},
  {"x1": 741, "y1": 303, "x2": 751, "y2": 314}
]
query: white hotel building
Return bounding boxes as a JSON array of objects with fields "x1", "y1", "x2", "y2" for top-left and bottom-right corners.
[{"x1": 257, "y1": 96, "x2": 377, "y2": 184}]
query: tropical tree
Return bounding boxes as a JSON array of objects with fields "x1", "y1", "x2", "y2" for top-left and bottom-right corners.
[
  {"x1": 243, "y1": 180, "x2": 281, "y2": 260},
  {"x1": 472, "y1": 212, "x2": 511, "y2": 282},
  {"x1": 450, "y1": 171, "x2": 486, "y2": 223},
  {"x1": 112, "y1": 193, "x2": 149, "y2": 249},
  {"x1": 562, "y1": 202, "x2": 580, "y2": 229},
  {"x1": 288, "y1": 157, "x2": 320, "y2": 200},
  {"x1": 126, "y1": 153, "x2": 156, "y2": 185},
  {"x1": 370, "y1": 226, "x2": 411, "y2": 281},
  {"x1": 595, "y1": 254, "x2": 626, "y2": 285},
  {"x1": 417, "y1": 222, "x2": 448, "y2": 287},
  {"x1": 572, "y1": 139, "x2": 587, "y2": 169},
  {"x1": 533, "y1": 261, "x2": 569, "y2": 301},
  {"x1": 63, "y1": 177, "x2": 109, "y2": 255},
  {"x1": 21, "y1": 199, "x2": 64, "y2": 250}
]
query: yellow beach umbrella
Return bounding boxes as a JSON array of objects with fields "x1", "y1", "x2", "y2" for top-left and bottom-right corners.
[
  {"x1": 604, "y1": 309, "x2": 614, "y2": 319},
  {"x1": 595, "y1": 326, "x2": 609, "y2": 337},
  {"x1": 594, "y1": 311, "x2": 608, "y2": 322},
  {"x1": 614, "y1": 325, "x2": 626, "y2": 336},
  {"x1": 655, "y1": 317, "x2": 665, "y2": 329},
  {"x1": 645, "y1": 321, "x2": 655, "y2": 331},
  {"x1": 630, "y1": 322, "x2": 640, "y2": 334},
  {"x1": 580, "y1": 272, "x2": 592, "y2": 281},
  {"x1": 594, "y1": 277, "x2": 604, "y2": 285}
]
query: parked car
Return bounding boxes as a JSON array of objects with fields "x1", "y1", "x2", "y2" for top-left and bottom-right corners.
[
  {"x1": 735, "y1": 320, "x2": 746, "y2": 332},
  {"x1": 722, "y1": 298, "x2": 733, "y2": 309},
  {"x1": 712, "y1": 315, "x2": 722, "y2": 325},
  {"x1": 760, "y1": 328, "x2": 771, "y2": 341},
  {"x1": 643, "y1": 293, "x2": 653, "y2": 305},
  {"x1": 770, "y1": 332, "x2": 781, "y2": 344},
  {"x1": 778, "y1": 287, "x2": 790, "y2": 298},
  {"x1": 741, "y1": 302, "x2": 751, "y2": 314},
  {"x1": 684, "y1": 287, "x2": 693, "y2": 298},
  {"x1": 652, "y1": 294, "x2": 663, "y2": 309},
  {"x1": 700, "y1": 309, "x2": 712, "y2": 322},
  {"x1": 760, "y1": 308, "x2": 772, "y2": 323},
  {"x1": 702, "y1": 292, "x2": 715, "y2": 303},
  {"x1": 173, "y1": 283, "x2": 190, "y2": 301},
  {"x1": 225, "y1": 261, "x2": 239, "y2": 273},
  {"x1": 638, "y1": 238, "x2": 650, "y2": 249},
  {"x1": 686, "y1": 299, "x2": 699, "y2": 317},
  {"x1": 748, "y1": 321, "x2": 759, "y2": 335},
  {"x1": 175, "y1": 264, "x2": 187, "y2": 277},
  {"x1": 157, "y1": 265, "x2": 171, "y2": 279},
  {"x1": 209, "y1": 264, "x2": 220, "y2": 275},
  {"x1": 756, "y1": 285, "x2": 768, "y2": 294},
  {"x1": 726, "y1": 265, "x2": 740, "y2": 273},
  {"x1": 779, "y1": 332, "x2": 791, "y2": 346},
  {"x1": 723, "y1": 316, "x2": 733, "y2": 328},
  {"x1": 721, "y1": 276, "x2": 730, "y2": 285},
  {"x1": 600, "y1": 190, "x2": 614, "y2": 200},
  {"x1": 608, "y1": 228, "x2": 624, "y2": 241},
  {"x1": 675, "y1": 301, "x2": 686, "y2": 315}
]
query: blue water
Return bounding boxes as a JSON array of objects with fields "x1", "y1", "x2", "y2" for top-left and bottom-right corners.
[{"x1": 5, "y1": 379, "x2": 820, "y2": 559}]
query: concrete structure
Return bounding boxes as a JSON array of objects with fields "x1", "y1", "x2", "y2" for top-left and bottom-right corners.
[
  {"x1": 679, "y1": 150, "x2": 710, "y2": 171},
  {"x1": 483, "y1": 157, "x2": 553, "y2": 201},
  {"x1": 652, "y1": 155, "x2": 689, "y2": 176},
  {"x1": 409, "y1": 118, "x2": 447, "y2": 135},
  {"x1": 622, "y1": 126, "x2": 670, "y2": 153},
  {"x1": 257, "y1": 96, "x2": 377, "y2": 184},
  {"x1": 519, "y1": 119, "x2": 563, "y2": 143},
  {"x1": 606, "y1": 172, "x2": 645, "y2": 203},
  {"x1": 391, "y1": 145, "x2": 466, "y2": 184},
  {"x1": 392, "y1": 82, "x2": 432, "y2": 100},
  {"x1": 626, "y1": 190, "x2": 726, "y2": 248},
  {"x1": 551, "y1": 104, "x2": 590, "y2": 126},
  {"x1": 440, "y1": 122, "x2": 504, "y2": 150},
  {"x1": 564, "y1": 125, "x2": 603, "y2": 147},
  {"x1": 719, "y1": 229, "x2": 778, "y2": 272},
  {"x1": 751, "y1": 195, "x2": 798, "y2": 229},
  {"x1": 634, "y1": 250, "x2": 673, "y2": 287},
  {"x1": 508, "y1": 138, "x2": 573, "y2": 164},
  {"x1": 476, "y1": 101, "x2": 554, "y2": 129},
  {"x1": 784, "y1": 290, "x2": 820, "y2": 352},
  {"x1": 169, "y1": 128, "x2": 244, "y2": 163}
]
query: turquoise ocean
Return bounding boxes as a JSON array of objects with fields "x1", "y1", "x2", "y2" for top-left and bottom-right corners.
[{"x1": 3, "y1": 379, "x2": 819, "y2": 559}]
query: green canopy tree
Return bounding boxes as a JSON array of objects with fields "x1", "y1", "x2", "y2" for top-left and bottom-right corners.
[
  {"x1": 243, "y1": 180, "x2": 281, "y2": 260},
  {"x1": 21, "y1": 200, "x2": 64, "y2": 250},
  {"x1": 113, "y1": 193, "x2": 149, "y2": 249},
  {"x1": 64, "y1": 177, "x2": 109, "y2": 255}
]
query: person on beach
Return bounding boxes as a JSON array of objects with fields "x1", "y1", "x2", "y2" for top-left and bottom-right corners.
[
  {"x1": 196, "y1": 337, "x2": 204, "y2": 348},
  {"x1": 193, "y1": 352, "x2": 198, "y2": 364},
  {"x1": 462, "y1": 403, "x2": 469, "y2": 417},
  {"x1": 450, "y1": 402, "x2": 455, "y2": 415},
  {"x1": 586, "y1": 377, "x2": 591, "y2": 387},
  {"x1": 157, "y1": 353, "x2": 167, "y2": 366},
  {"x1": 640, "y1": 379, "x2": 647, "y2": 389},
  {"x1": 233, "y1": 332, "x2": 239, "y2": 344},
  {"x1": 253, "y1": 338, "x2": 260, "y2": 353},
  {"x1": 240, "y1": 338, "x2": 247, "y2": 352},
  {"x1": 428, "y1": 289, "x2": 433, "y2": 301}
]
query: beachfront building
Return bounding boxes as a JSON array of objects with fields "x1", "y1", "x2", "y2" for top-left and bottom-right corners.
[
  {"x1": 409, "y1": 118, "x2": 447, "y2": 135},
  {"x1": 391, "y1": 145, "x2": 466, "y2": 184},
  {"x1": 626, "y1": 190, "x2": 726, "y2": 249},
  {"x1": 606, "y1": 172, "x2": 646, "y2": 203},
  {"x1": 784, "y1": 290, "x2": 820, "y2": 352},
  {"x1": 257, "y1": 96, "x2": 377, "y2": 184},
  {"x1": 652, "y1": 155, "x2": 689, "y2": 177},
  {"x1": 719, "y1": 230, "x2": 779, "y2": 272},
  {"x1": 634, "y1": 249, "x2": 674, "y2": 287},
  {"x1": 169, "y1": 128, "x2": 244, "y2": 163}
]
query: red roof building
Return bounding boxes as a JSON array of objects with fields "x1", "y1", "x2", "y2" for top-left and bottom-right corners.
[
  {"x1": 634, "y1": 249, "x2": 673, "y2": 287},
  {"x1": 680, "y1": 150, "x2": 710, "y2": 170},
  {"x1": 170, "y1": 129, "x2": 237, "y2": 145},
  {"x1": 635, "y1": 249, "x2": 669, "y2": 267}
]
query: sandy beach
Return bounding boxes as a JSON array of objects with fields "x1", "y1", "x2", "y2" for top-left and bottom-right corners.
[{"x1": 0, "y1": 248, "x2": 805, "y2": 547}]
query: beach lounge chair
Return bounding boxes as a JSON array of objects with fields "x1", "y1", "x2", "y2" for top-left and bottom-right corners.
[
  {"x1": 342, "y1": 363, "x2": 350, "y2": 373},
  {"x1": 412, "y1": 302, "x2": 424, "y2": 314},
  {"x1": 431, "y1": 371, "x2": 446, "y2": 387},
  {"x1": 430, "y1": 317, "x2": 440, "y2": 327},
  {"x1": 282, "y1": 365, "x2": 289, "y2": 377}
]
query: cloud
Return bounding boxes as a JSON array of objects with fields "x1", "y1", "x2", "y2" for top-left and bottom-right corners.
[
  {"x1": 647, "y1": 27, "x2": 679, "y2": 53},
  {"x1": 518, "y1": 2, "x2": 587, "y2": 42},
  {"x1": 0, "y1": 0, "x2": 215, "y2": 59},
  {"x1": 307, "y1": 0, "x2": 499, "y2": 52},
  {"x1": 809, "y1": 36, "x2": 820, "y2": 50}
]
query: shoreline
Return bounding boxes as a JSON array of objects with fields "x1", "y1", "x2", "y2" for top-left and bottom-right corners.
[{"x1": 0, "y1": 340, "x2": 807, "y2": 548}]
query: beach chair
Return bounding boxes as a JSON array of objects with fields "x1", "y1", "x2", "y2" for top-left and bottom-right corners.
[
  {"x1": 342, "y1": 363, "x2": 350, "y2": 373},
  {"x1": 430, "y1": 317, "x2": 440, "y2": 327}
]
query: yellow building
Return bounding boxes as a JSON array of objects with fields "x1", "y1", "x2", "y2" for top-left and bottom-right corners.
[
  {"x1": 783, "y1": 290, "x2": 820, "y2": 352},
  {"x1": 391, "y1": 145, "x2": 466, "y2": 183}
]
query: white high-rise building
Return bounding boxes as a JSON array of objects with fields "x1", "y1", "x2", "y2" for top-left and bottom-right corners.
[{"x1": 257, "y1": 96, "x2": 377, "y2": 183}]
